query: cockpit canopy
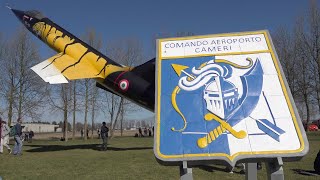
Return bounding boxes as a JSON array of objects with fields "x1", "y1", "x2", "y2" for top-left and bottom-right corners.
[{"x1": 25, "y1": 10, "x2": 45, "y2": 19}]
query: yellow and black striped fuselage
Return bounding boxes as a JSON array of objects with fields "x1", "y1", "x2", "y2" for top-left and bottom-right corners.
[{"x1": 31, "y1": 18, "x2": 128, "y2": 79}]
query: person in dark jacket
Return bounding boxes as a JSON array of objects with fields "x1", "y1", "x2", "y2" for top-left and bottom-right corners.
[
  {"x1": 13, "y1": 118, "x2": 23, "y2": 156},
  {"x1": 100, "y1": 122, "x2": 109, "y2": 151},
  {"x1": 138, "y1": 127, "x2": 143, "y2": 137},
  {"x1": 80, "y1": 129, "x2": 84, "y2": 138},
  {"x1": 28, "y1": 130, "x2": 34, "y2": 143},
  {"x1": 97, "y1": 129, "x2": 100, "y2": 139}
]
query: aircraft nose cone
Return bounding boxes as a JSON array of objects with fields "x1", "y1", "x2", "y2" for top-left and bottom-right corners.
[{"x1": 11, "y1": 9, "x2": 26, "y2": 22}]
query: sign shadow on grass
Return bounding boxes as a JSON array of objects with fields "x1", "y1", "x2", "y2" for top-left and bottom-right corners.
[
  {"x1": 291, "y1": 169, "x2": 320, "y2": 176},
  {"x1": 193, "y1": 164, "x2": 245, "y2": 175},
  {"x1": 24, "y1": 144, "x2": 153, "y2": 152}
]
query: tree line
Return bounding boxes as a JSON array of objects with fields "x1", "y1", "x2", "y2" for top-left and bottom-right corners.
[
  {"x1": 0, "y1": 0, "x2": 319, "y2": 139},
  {"x1": 273, "y1": 0, "x2": 320, "y2": 129}
]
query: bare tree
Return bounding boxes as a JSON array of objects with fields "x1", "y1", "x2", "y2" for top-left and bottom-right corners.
[
  {"x1": 47, "y1": 83, "x2": 72, "y2": 141},
  {"x1": 104, "y1": 93, "x2": 123, "y2": 138},
  {"x1": 80, "y1": 29, "x2": 102, "y2": 140},
  {"x1": 272, "y1": 1, "x2": 320, "y2": 125},
  {"x1": 297, "y1": 0, "x2": 320, "y2": 116},
  {"x1": 0, "y1": 38, "x2": 15, "y2": 125},
  {"x1": 0, "y1": 32, "x2": 5, "y2": 116},
  {"x1": 82, "y1": 79, "x2": 89, "y2": 140},
  {"x1": 72, "y1": 80, "x2": 77, "y2": 140},
  {"x1": 90, "y1": 85, "x2": 99, "y2": 139},
  {"x1": 0, "y1": 28, "x2": 46, "y2": 125},
  {"x1": 104, "y1": 38, "x2": 144, "y2": 138},
  {"x1": 273, "y1": 26, "x2": 299, "y2": 97},
  {"x1": 294, "y1": 16, "x2": 315, "y2": 130}
]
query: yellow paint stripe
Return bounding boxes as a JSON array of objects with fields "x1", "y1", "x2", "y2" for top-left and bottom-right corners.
[
  {"x1": 217, "y1": 126, "x2": 222, "y2": 135},
  {"x1": 207, "y1": 135, "x2": 212, "y2": 144},
  {"x1": 213, "y1": 129, "x2": 218, "y2": 138},
  {"x1": 209, "y1": 131, "x2": 215, "y2": 141}
]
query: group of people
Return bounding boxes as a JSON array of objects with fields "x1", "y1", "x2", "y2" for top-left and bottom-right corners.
[
  {"x1": 137, "y1": 126, "x2": 154, "y2": 137},
  {"x1": 0, "y1": 117, "x2": 23, "y2": 156},
  {"x1": 80, "y1": 129, "x2": 91, "y2": 138},
  {"x1": 24, "y1": 130, "x2": 34, "y2": 143}
]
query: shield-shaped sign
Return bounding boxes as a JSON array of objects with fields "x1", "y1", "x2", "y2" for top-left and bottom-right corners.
[{"x1": 154, "y1": 30, "x2": 309, "y2": 166}]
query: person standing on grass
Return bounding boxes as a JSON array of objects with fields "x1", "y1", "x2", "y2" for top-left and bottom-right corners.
[
  {"x1": 100, "y1": 122, "x2": 109, "y2": 151},
  {"x1": 144, "y1": 127, "x2": 148, "y2": 136},
  {"x1": 138, "y1": 127, "x2": 143, "y2": 137},
  {"x1": 86, "y1": 129, "x2": 89, "y2": 138},
  {"x1": 0, "y1": 120, "x2": 12, "y2": 154},
  {"x1": 28, "y1": 130, "x2": 34, "y2": 143},
  {"x1": 97, "y1": 129, "x2": 100, "y2": 139},
  {"x1": 24, "y1": 132, "x2": 29, "y2": 142},
  {"x1": 13, "y1": 118, "x2": 23, "y2": 156}
]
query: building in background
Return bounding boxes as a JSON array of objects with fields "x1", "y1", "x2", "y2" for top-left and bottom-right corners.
[{"x1": 11, "y1": 122, "x2": 59, "y2": 133}]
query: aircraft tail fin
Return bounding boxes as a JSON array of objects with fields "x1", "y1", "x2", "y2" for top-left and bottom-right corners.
[{"x1": 131, "y1": 58, "x2": 155, "y2": 84}]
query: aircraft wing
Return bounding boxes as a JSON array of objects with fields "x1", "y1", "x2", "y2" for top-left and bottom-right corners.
[
  {"x1": 31, "y1": 52, "x2": 123, "y2": 84},
  {"x1": 31, "y1": 53, "x2": 69, "y2": 84}
]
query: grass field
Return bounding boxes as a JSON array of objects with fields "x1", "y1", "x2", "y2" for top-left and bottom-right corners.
[{"x1": 0, "y1": 132, "x2": 319, "y2": 180}]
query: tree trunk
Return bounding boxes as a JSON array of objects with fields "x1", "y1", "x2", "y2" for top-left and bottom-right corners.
[
  {"x1": 91, "y1": 102, "x2": 95, "y2": 139},
  {"x1": 120, "y1": 104, "x2": 123, "y2": 136},
  {"x1": 64, "y1": 105, "x2": 68, "y2": 141},
  {"x1": 7, "y1": 84, "x2": 14, "y2": 126},
  {"x1": 63, "y1": 85, "x2": 68, "y2": 142},
  {"x1": 303, "y1": 90, "x2": 311, "y2": 132},
  {"x1": 110, "y1": 98, "x2": 123, "y2": 138},
  {"x1": 17, "y1": 38, "x2": 25, "y2": 119},
  {"x1": 84, "y1": 80, "x2": 89, "y2": 140},
  {"x1": 72, "y1": 81, "x2": 76, "y2": 140}
]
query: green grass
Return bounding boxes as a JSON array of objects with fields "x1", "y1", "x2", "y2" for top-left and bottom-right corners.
[{"x1": 0, "y1": 132, "x2": 319, "y2": 180}]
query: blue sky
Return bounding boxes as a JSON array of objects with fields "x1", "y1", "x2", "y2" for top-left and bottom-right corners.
[
  {"x1": 0, "y1": 1, "x2": 309, "y2": 55},
  {"x1": 0, "y1": 0, "x2": 312, "y2": 122}
]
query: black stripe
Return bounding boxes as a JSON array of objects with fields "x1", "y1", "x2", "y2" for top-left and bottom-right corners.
[{"x1": 61, "y1": 50, "x2": 89, "y2": 73}]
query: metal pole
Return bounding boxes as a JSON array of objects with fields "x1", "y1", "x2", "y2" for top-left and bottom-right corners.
[
  {"x1": 180, "y1": 161, "x2": 193, "y2": 180},
  {"x1": 266, "y1": 157, "x2": 284, "y2": 180},
  {"x1": 245, "y1": 163, "x2": 257, "y2": 180}
]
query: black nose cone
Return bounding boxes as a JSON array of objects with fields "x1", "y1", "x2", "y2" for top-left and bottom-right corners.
[{"x1": 11, "y1": 9, "x2": 26, "y2": 22}]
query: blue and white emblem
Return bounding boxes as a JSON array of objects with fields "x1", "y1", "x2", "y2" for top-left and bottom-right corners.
[
  {"x1": 155, "y1": 31, "x2": 308, "y2": 165},
  {"x1": 170, "y1": 57, "x2": 285, "y2": 150}
]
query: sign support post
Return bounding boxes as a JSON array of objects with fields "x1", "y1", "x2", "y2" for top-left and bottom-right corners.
[
  {"x1": 266, "y1": 157, "x2": 284, "y2": 180},
  {"x1": 180, "y1": 161, "x2": 193, "y2": 180},
  {"x1": 245, "y1": 163, "x2": 257, "y2": 180}
]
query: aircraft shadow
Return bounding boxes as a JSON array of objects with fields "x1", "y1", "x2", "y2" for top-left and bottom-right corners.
[
  {"x1": 193, "y1": 165, "x2": 245, "y2": 175},
  {"x1": 291, "y1": 169, "x2": 320, "y2": 176},
  {"x1": 24, "y1": 144, "x2": 153, "y2": 152}
]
